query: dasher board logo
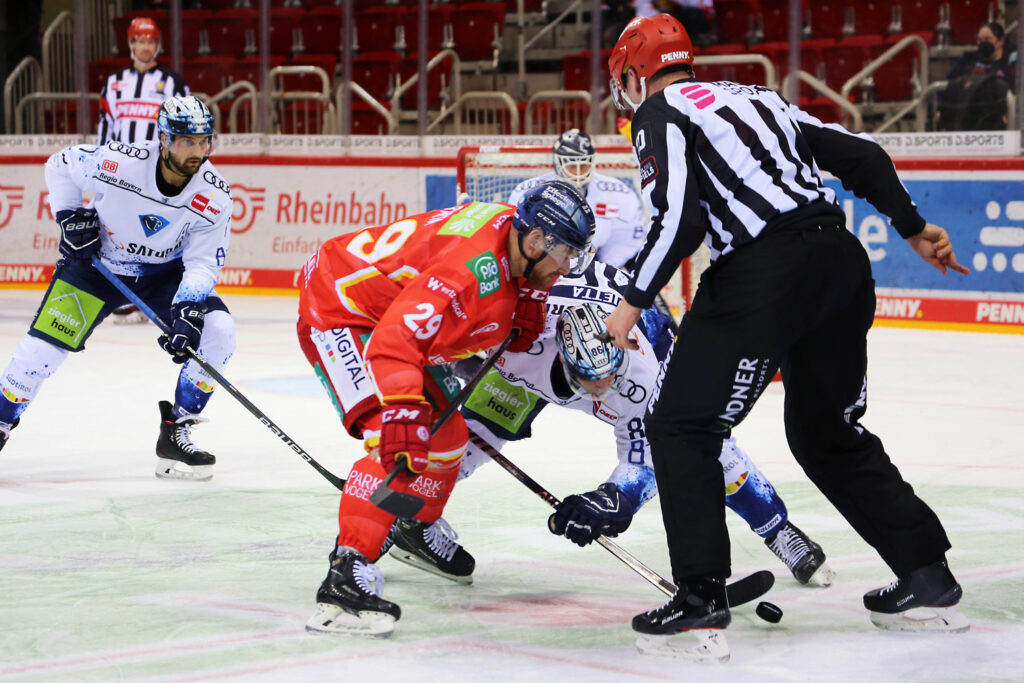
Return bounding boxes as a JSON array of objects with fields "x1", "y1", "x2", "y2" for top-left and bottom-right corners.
[
  {"x1": 466, "y1": 250, "x2": 501, "y2": 299},
  {"x1": 32, "y1": 280, "x2": 103, "y2": 349},
  {"x1": 437, "y1": 202, "x2": 506, "y2": 237},
  {"x1": 139, "y1": 213, "x2": 169, "y2": 237}
]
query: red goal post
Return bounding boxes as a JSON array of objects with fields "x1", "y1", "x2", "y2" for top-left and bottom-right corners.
[{"x1": 456, "y1": 144, "x2": 710, "y2": 319}]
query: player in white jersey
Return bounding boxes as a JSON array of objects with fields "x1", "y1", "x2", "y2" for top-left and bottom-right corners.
[
  {"x1": 99, "y1": 16, "x2": 191, "y2": 324},
  {"x1": 386, "y1": 261, "x2": 835, "y2": 588},
  {"x1": 0, "y1": 96, "x2": 236, "y2": 482},
  {"x1": 508, "y1": 130, "x2": 647, "y2": 270}
]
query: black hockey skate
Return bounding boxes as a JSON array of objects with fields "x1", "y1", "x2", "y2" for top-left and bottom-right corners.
[
  {"x1": 864, "y1": 559, "x2": 969, "y2": 632},
  {"x1": 306, "y1": 546, "x2": 401, "y2": 637},
  {"x1": 0, "y1": 418, "x2": 18, "y2": 453},
  {"x1": 765, "y1": 521, "x2": 836, "y2": 586},
  {"x1": 633, "y1": 577, "x2": 731, "y2": 662},
  {"x1": 390, "y1": 517, "x2": 475, "y2": 584},
  {"x1": 155, "y1": 400, "x2": 215, "y2": 481}
]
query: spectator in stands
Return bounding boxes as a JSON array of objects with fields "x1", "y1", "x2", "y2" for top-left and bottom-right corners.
[
  {"x1": 936, "y1": 21, "x2": 1015, "y2": 131},
  {"x1": 98, "y1": 16, "x2": 191, "y2": 324}
]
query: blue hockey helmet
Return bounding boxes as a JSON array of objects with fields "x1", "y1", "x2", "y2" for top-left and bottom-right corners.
[
  {"x1": 158, "y1": 95, "x2": 215, "y2": 140},
  {"x1": 556, "y1": 303, "x2": 630, "y2": 400},
  {"x1": 552, "y1": 129, "x2": 595, "y2": 189},
  {"x1": 512, "y1": 180, "x2": 596, "y2": 276}
]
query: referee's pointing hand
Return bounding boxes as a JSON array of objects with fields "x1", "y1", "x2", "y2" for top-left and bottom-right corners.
[{"x1": 604, "y1": 301, "x2": 641, "y2": 350}]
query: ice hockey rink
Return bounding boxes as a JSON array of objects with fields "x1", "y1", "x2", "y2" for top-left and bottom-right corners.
[{"x1": 1, "y1": 289, "x2": 1022, "y2": 682}]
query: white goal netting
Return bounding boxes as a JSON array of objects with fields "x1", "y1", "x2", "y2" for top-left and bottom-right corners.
[{"x1": 456, "y1": 145, "x2": 710, "y2": 320}]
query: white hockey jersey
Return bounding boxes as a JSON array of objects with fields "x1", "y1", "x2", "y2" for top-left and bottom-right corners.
[
  {"x1": 45, "y1": 141, "x2": 232, "y2": 303},
  {"x1": 462, "y1": 262, "x2": 662, "y2": 507},
  {"x1": 508, "y1": 172, "x2": 647, "y2": 269}
]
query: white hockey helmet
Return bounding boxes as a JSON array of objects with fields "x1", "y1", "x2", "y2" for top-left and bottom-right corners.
[
  {"x1": 552, "y1": 129, "x2": 595, "y2": 190},
  {"x1": 555, "y1": 303, "x2": 630, "y2": 400}
]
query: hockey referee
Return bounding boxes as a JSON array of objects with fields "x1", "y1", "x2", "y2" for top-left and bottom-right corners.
[{"x1": 601, "y1": 14, "x2": 972, "y2": 660}]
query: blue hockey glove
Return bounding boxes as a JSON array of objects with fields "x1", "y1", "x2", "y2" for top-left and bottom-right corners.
[
  {"x1": 158, "y1": 301, "x2": 206, "y2": 364},
  {"x1": 56, "y1": 208, "x2": 100, "y2": 261},
  {"x1": 548, "y1": 482, "x2": 635, "y2": 547}
]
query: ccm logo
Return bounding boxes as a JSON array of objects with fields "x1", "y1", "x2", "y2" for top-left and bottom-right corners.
[{"x1": 382, "y1": 407, "x2": 422, "y2": 421}]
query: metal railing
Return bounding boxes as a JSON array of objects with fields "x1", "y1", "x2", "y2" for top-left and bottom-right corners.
[
  {"x1": 14, "y1": 92, "x2": 100, "y2": 135},
  {"x1": 392, "y1": 49, "x2": 462, "y2": 120},
  {"x1": 840, "y1": 34, "x2": 930, "y2": 131},
  {"x1": 335, "y1": 81, "x2": 398, "y2": 136},
  {"x1": 4, "y1": 57, "x2": 43, "y2": 135},
  {"x1": 201, "y1": 81, "x2": 259, "y2": 135},
  {"x1": 782, "y1": 71, "x2": 864, "y2": 131},
  {"x1": 517, "y1": 0, "x2": 584, "y2": 98},
  {"x1": 42, "y1": 11, "x2": 76, "y2": 93},
  {"x1": 92, "y1": 0, "x2": 129, "y2": 58},
  {"x1": 427, "y1": 91, "x2": 519, "y2": 135},
  {"x1": 524, "y1": 90, "x2": 590, "y2": 134}
]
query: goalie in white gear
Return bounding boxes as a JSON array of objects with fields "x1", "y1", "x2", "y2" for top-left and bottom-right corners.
[
  {"x1": 508, "y1": 130, "x2": 647, "y2": 270},
  {"x1": 0, "y1": 95, "x2": 236, "y2": 481},
  {"x1": 387, "y1": 262, "x2": 835, "y2": 588}
]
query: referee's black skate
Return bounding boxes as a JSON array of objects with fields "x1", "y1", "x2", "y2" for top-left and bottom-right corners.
[
  {"x1": 765, "y1": 521, "x2": 836, "y2": 586},
  {"x1": 864, "y1": 559, "x2": 969, "y2": 633},
  {"x1": 0, "y1": 418, "x2": 18, "y2": 453},
  {"x1": 155, "y1": 400, "x2": 215, "y2": 481},
  {"x1": 633, "y1": 576, "x2": 731, "y2": 662},
  {"x1": 390, "y1": 517, "x2": 475, "y2": 584},
  {"x1": 306, "y1": 546, "x2": 401, "y2": 637}
]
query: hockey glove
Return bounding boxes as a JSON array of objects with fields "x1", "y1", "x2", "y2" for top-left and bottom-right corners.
[
  {"x1": 379, "y1": 401, "x2": 431, "y2": 477},
  {"x1": 508, "y1": 282, "x2": 548, "y2": 353},
  {"x1": 158, "y1": 301, "x2": 206, "y2": 364},
  {"x1": 56, "y1": 208, "x2": 101, "y2": 261},
  {"x1": 548, "y1": 482, "x2": 635, "y2": 547}
]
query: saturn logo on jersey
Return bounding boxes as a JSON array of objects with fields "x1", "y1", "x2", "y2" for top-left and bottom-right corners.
[{"x1": 139, "y1": 214, "x2": 170, "y2": 237}]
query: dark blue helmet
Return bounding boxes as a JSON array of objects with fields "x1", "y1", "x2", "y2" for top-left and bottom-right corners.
[
  {"x1": 158, "y1": 95, "x2": 215, "y2": 139},
  {"x1": 512, "y1": 180, "x2": 596, "y2": 275},
  {"x1": 552, "y1": 129, "x2": 595, "y2": 189}
]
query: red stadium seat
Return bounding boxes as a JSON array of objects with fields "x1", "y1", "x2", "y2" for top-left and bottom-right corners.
[
  {"x1": 715, "y1": 0, "x2": 755, "y2": 46},
  {"x1": 398, "y1": 52, "x2": 455, "y2": 110},
  {"x1": 852, "y1": 1, "x2": 895, "y2": 37},
  {"x1": 800, "y1": 95, "x2": 841, "y2": 124},
  {"x1": 299, "y1": 9, "x2": 343, "y2": 56},
  {"x1": 451, "y1": 3, "x2": 506, "y2": 61},
  {"x1": 896, "y1": 0, "x2": 940, "y2": 36},
  {"x1": 356, "y1": 7, "x2": 403, "y2": 52},
  {"x1": 277, "y1": 101, "x2": 331, "y2": 134},
  {"x1": 807, "y1": 0, "x2": 849, "y2": 39},
  {"x1": 401, "y1": 5, "x2": 454, "y2": 54},
  {"x1": 822, "y1": 35, "x2": 883, "y2": 100},
  {"x1": 205, "y1": 17, "x2": 251, "y2": 57},
  {"x1": 869, "y1": 33, "x2": 929, "y2": 101},
  {"x1": 562, "y1": 49, "x2": 612, "y2": 93},
  {"x1": 46, "y1": 100, "x2": 100, "y2": 135},
  {"x1": 760, "y1": 0, "x2": 806, "y2": 43},
  {"x1": 229, "y1": 55, "x2": 287, "y2": 88},
  {"x1": 184, "y1": 56, "x2": 233, "y2": 96},
  {"x1": 281, "y1": 54, "x2": 338, "y2": 92},
  {"x1": 350, "y1": 101, "x2": 392, "y2": 135},
  {"x1": 946, "y1": 0, "x2": 994, "y2": 45},
  {"x1": 352, "y1": 51, "x2": 403, "y2": 103}
]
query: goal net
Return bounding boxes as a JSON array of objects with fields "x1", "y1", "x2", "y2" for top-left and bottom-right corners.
[{"x1": 456, "y1": 144, "x2": 711, "y2": 320}]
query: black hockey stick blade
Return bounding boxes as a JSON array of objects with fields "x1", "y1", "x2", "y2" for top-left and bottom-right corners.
[
  {"x1": 368, "y1": 461, "x2": 424, "y2": 518},
  {"x1": 726, "y1": 570, "x2": 775, "y2": 608}
]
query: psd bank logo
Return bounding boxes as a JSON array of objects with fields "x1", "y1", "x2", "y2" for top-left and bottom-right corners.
[
  {"x1": 0, "y1": 185, "x2": 25, "y2": 230},
  {"x1": 230, "y1": 184, "x2": 266, "y2": 234}
]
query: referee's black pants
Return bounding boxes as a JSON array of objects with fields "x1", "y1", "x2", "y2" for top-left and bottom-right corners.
[{"x1": 646, "y1": 218, "x2": 951, "y2": 583}]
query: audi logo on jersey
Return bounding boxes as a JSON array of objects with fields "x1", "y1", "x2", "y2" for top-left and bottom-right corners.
[
  {"x1": 230, "y1": 184, "x2": 266, "y2": 234},
  {"x1": 0, "y1": 185, "x2": 25, "y2": 230},
  {"x1": 203, "y1": 170, "x2": 231, "y2": 193},
  {"x1": 107, "y1": 141, "x2": 150, "y2": 159}
]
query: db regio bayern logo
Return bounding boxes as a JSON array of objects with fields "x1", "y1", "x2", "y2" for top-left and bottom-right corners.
[
  {"x1": 230, "y1": 184, "x2": 266, "y2": 234},
  {"x1": 975, "y1": 201, "x2": 1024, "y2": 274},
  {"x1": 0, "y1": 185, "x2": 25, "y2": 230}
]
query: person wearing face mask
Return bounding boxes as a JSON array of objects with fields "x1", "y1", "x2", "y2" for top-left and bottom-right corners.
[{"x1": 937, "y1": 21, "x2": 1015, "y2": 131}]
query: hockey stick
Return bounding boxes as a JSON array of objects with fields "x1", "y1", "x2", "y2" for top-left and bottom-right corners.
[
  {"x1": 91, "y1": 256, "x2": 347, "y2": 492},
  {"x1": 467, "y1": 431, "x2": 774, "y2": 607},
  {"x1": 369, "y1": 331, "x2": 519, "y2": 518}
]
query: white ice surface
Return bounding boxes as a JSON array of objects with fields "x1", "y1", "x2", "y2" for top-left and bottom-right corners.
[{"x1": 1, "y1": 290, "x2": 1022, "y2": 682}]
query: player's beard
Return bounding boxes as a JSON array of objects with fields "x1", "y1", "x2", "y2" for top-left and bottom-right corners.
[{"x1": 161, "y1": 151, "x2": 202, "y2": 180}]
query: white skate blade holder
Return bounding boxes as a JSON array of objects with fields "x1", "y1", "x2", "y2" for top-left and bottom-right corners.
[
  {"x1": 155, "y1": 458, "x2": 213, "y2": 482},
  {"x1": 636, "y1": 629, "x2": 730, "y2": 662},
  {"x1": 809, "y1": 562, "x2": 837, "y2": 587},
  {"x1": 390, "y1": 550, "x2": 473, "y2": 585},
  {"x1": 305, "y1": 602, "x2": 396, "y2": 638},
  {"x1": 870, "y1": 605, "x2": 970, "y2": 633}
]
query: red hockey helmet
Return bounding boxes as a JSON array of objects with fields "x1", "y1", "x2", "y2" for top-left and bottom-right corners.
[
  {"x1": 608, "y1": 13, "x2": 694, "y2": 110},
  {"x1": 127, "y1": 17, "x2": 161, "y2": 43}
]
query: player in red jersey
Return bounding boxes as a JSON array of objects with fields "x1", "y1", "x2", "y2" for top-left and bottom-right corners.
[{"x1": 298, "y1": 181, "x2": 595, "y2": 636}]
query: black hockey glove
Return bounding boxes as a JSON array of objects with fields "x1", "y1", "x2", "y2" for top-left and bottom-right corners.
[
  {"x1": 548, "y1": 482, "x2": 635, "y2": 547},
  {"x1": 56, "y1": 208, "x2": 100, "y2": 261},
  {"x1": 159, "y1": 301, "x2": 206, "y2": 364}
]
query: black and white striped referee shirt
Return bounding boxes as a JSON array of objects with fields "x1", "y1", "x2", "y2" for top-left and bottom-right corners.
[
  {"x1": 98, "y1": 63, "x2": 189, "y2": 145},
  {"x1": 624, "y1": 79, "x2": 926, "y2": 309}
]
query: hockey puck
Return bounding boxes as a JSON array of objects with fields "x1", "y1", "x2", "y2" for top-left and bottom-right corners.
[{"x1": 755, "y1": 601, "x2": 783, "y2": 623}]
